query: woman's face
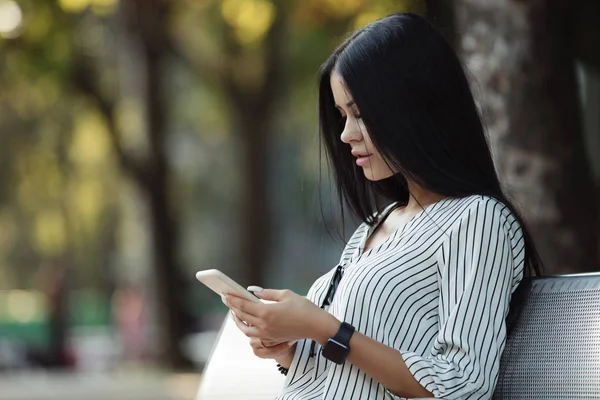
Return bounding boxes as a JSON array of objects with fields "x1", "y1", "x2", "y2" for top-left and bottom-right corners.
[{"x1": 330, "y1": 72, "x2": 396, "y2": 181}]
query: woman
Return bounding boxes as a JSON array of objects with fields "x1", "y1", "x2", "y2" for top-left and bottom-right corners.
[{"x1": 224, "y1": 13, "x2": 543, "y2": 399}]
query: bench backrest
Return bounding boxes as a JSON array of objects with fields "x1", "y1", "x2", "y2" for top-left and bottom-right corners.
[{"x1": 494, "y1": 272, "x2": 600, "y2": 398}]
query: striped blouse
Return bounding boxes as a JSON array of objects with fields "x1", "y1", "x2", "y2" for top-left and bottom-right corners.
[{"x1": 276, "y1": 195, "x2": 525, "y2": 400}]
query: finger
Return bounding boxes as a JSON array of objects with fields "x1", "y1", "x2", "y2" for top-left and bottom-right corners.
[
  {"x1": 249, "y1": 337, "x2": 264, "y2": 349},
  {"x1": 230, "y1": 308, "x2": 262, "y2": 331},
  {"x1": 247, "y1": 286, "x2": 276, "y2": 304},
  {"x1": 249, "y1": 337, "x2": 276, "y2": 351},
  {"x1": 225, "y1": 294, "x2": 262, "y2": 317},
  {"x1": 260, "y1": 339, "x2": 284, "y2": 347},
  {"x1": 231, "y1": 312, "x2": 260, "y2": 337},
  {"x1": 251, "y1": 288, "x2": 287, "y2": 302},
  {"x1": 231, "y1": 312, "x2": 250, "y2": 333},
  {"x1": 247, "y1": 285, "x2": 263, "y2": 294},
  {"x1": 254, "y1": 342, "x2": 292, "y2": 358}
]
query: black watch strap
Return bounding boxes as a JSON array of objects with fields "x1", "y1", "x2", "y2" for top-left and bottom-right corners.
[
  {"x1": 322, "y1": 322, "x2": 355, "y2": 364},
  {"x1": 334, "y1": 322, "x2": 355, "y2": 345}
]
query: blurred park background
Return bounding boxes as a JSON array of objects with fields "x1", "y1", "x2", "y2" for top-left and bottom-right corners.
[{"x1": 0, "y1": 0, "x2": 599, "y2": 398}]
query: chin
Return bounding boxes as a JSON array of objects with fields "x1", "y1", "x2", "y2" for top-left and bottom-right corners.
[
  {"x1": 362, "y1": 168, "x2": 393, "y2": 182},
  {"x1": 363, "y1": 172, "x2": 383, "y2": 181}
]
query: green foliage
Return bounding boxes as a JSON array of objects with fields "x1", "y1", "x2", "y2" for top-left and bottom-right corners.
[{"x1": 0, "y1": 0, "x2": 120, "y2": 290}]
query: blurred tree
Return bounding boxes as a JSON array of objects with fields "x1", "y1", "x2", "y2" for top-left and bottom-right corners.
[
  {"x1": 71, "y1": 0, "x2": 193, "y2": 368},
  {"x1": 215, "y1": 0, "x2": 288, "y2": 287},
  {"x1": 455, "y1": 0, "x2": 600, "y2": 274},
  {"x1": 425, "y1": 0, "x2": 455, "y2": 45},
  {"x1": 0, "y1": 0, "x2": 122, "y2": 367},
  {"x1": 0, "y1": 0, "x2": 193, "y2": 369}
]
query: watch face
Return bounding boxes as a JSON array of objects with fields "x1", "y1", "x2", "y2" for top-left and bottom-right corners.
[{"x1": 322, "y1": 338, "x2": 349, "y2": 365}]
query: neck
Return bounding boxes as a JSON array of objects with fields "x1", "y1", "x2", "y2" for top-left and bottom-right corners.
[{"x1": 404, "y1": 181, "x2": 446, "y2": 212}]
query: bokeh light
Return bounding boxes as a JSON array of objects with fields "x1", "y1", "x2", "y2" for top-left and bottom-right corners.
[
  {"x1": 0, "y1": 0, "x2": 22, "y2": 38},
  {"x1": 5, "y1": 290, "x2": 45, "y2": 323},
  {"x1": 221, "y1": 0, "x2": 275, "y2": 45}
]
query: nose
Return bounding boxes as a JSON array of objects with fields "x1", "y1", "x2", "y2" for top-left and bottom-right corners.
[{"x1": 340, "y1": 117, "x2": 362, "y2": 144}]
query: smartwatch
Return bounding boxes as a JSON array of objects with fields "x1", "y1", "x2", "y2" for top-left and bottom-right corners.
[{"x1": 322, "y1": 322, "x2": 355, "y2": 364}]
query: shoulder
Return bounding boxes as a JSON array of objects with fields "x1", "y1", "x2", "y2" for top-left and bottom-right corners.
[
  {"x1": 452, "y1": 195, "x2": 518, "y2": 224},
  {"x1": 447, "y1": 195, "x2": 523, "y2": 242}
]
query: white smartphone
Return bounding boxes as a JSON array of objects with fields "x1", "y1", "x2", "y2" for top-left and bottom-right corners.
[{"x1": 195, "y1": 269, "x2": 260, "y2": 303}]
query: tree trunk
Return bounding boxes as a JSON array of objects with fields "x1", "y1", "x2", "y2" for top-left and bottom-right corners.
[
  {"x1": 222, "y1": 1, "x2": 287, "y2": 286},
  {"x1": 426, "y1": 0, "x2": 456, "y2": 46},
  {"x1": 455, "y1": 0, "x2": 600, "y2": 274},
  {"x1": 237, "y1": 108, "x2": 270, "y2": 286},
  {"x1": 120, "y1": 0, "x2": 192, "y2": 369}
]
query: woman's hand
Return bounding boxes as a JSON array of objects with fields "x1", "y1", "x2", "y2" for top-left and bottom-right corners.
[
  {"x1": 246, "y1": 336, "x2": 296, "y2": 367},
  {"x1": 224, "y1": 288, "x2": 338, "y2": 345}
]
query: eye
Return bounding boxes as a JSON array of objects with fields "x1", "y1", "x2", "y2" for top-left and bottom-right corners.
[{"x1": 350, "y1": 107, "x2": 361, "y2": 119}]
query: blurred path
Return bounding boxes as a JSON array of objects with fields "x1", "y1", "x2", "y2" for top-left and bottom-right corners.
[{"x1": 0, "y1": 371, "x2": 201, "y2": 400}]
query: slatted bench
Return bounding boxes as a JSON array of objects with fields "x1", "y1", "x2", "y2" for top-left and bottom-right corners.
[{"x1": 494, "y1": 272, "x2": 600, "y2": 399}]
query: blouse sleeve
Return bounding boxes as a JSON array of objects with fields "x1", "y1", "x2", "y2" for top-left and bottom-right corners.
[{"x1": 397, "y1": 198, "x2": 525, "y2": 399}]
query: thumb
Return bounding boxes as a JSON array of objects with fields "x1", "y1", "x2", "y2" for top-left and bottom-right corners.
[{"x1": 247, "y1": 286, "x2": 285, "y2": 301}]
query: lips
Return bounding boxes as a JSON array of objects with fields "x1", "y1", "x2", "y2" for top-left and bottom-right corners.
[
  {"x1": 351, "y1": 149, "x2": 372, "y2": 158},
  {"x1": 351, "y1": 150, "x2": 373, "y2": 167}
]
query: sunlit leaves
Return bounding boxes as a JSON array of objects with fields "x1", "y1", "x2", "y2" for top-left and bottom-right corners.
[
  {"x1": 69, "y1": 110, "x2": 112, "y2": 166},
  {"x1": 68, "y1": 178, "x2": 105, "y2": 233},
  {"x1": 23, "y1": 5, "x2": 52, "y2": 43},
  {"x1": 354, "y1": 8, "x2": 389, "y2": 28},
  {"x1": 10, "y1": 80, "x2": 53, "y2": 119},
  {"x1": 59, "y1": 0, "x2": 88, "y2": 13},
  {"x1": 322, "y1": 0, "x2": 367, "y2": 18},
  {"x1": 59, "y1": 0, "x2": 117, "y2": 15},
  {"x1": 67, "y1": 110, "x2": 116, "y2": 234},
  {"x1": 0, "y1": 0, "x2": 122, "y2": 289},
  {"x1": 221, "y1": 0, "x2": 275, "y2": 46},
  {"x1": 353, "y1": 0, "x2": 423, "y2": 29},
  {"x1": 0, "y1": 211, "x2": 16, "y2": 259},
  {"x1": 115, "y1": 98, "x2": 149, "y2": 157},
  {"x1": 33, "y1": 209, "x2": 67, "y2": 257},
  {"x1": 93, "y1": 0, "x2": 118, "y2": 8},
  {"x1": 293, "y1": 0, "x2": 421, "y2": 32}
]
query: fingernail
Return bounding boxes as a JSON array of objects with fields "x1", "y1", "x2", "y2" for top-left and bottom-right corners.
[
  {"x1": 247, "y1": 285, "x2": 263, "y2": 294},
  {"x1": 221, "y1": 295, "x2": 228, "y2": 306}
]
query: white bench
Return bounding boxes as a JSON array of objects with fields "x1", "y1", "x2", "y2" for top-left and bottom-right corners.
[{"x1": 196, "y1": 314, "x2": 286, "y2": 400}]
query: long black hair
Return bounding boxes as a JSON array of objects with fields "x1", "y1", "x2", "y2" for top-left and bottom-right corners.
[{"x1": 318, "y1": 13, "x2": 543, "y2": 279}]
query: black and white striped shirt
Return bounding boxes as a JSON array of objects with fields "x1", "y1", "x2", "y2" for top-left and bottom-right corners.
[{"x1": 277, "y1": 195, "x2": 525, "y2": 399}]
